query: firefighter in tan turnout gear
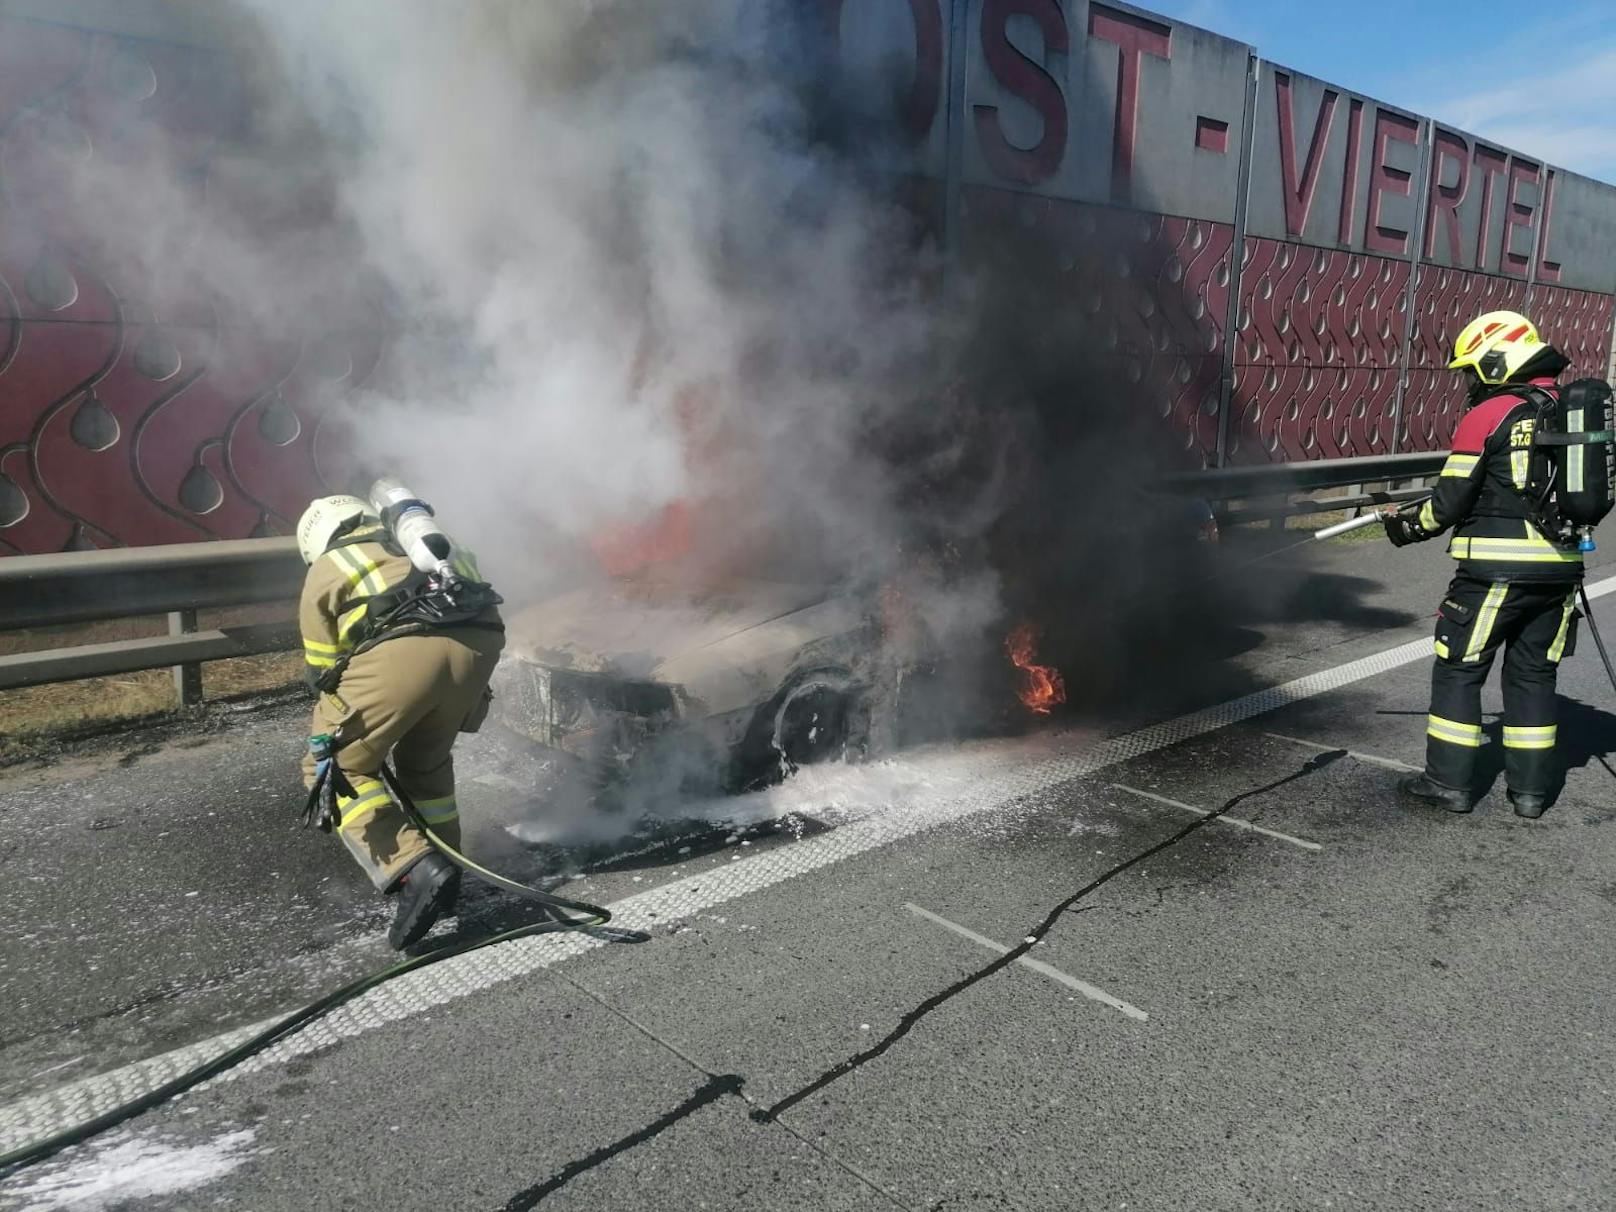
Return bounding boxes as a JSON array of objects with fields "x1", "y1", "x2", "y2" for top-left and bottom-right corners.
[
  {"x1": 1383, "y1": 311, "x2": 1611, "y2": 818},
  {"x1": 295, "y1": 479, "x2": 504, "y2": 948}
]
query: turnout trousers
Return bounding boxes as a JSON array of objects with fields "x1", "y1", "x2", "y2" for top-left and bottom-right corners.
[
  {"x1": 1426, "y1": 575, "x2": 1579, "y2": 797},
  {"x1": 300, "y1": 628, "x2": 504, "y2": 891}
]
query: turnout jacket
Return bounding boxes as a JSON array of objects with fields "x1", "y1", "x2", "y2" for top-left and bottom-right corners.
[
  {"x1": 1415, "y1": 376, "x2": 1584, "y2": 583},
  {"x1": 298, "y1": 523, "x2": 501, "y2": 686}
]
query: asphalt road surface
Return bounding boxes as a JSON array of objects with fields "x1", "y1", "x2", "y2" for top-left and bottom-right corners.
[{"x1": 2, "y1": 535, "x2": 1615, "y2": 1210}]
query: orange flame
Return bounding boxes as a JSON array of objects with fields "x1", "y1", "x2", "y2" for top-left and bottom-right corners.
[
  {"x1": 1005, "y1": 621, "x2": 1066, "y2": 715},
  {"x1": 590, "y1": 501, "x2": 694, "y2": 578}
]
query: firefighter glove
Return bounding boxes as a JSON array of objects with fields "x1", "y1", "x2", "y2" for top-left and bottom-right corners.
[
  {"x1": 1382, "y1": 503, "x2": 1432, "y2": 548},
  {"x1": 315, "y1": 766, "x2": 339, "y2": 833},
  {"x1": 302, "y1": 734, "x2": 353, "y2": 832}
]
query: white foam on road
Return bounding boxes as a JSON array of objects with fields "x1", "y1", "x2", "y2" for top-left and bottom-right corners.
[
  {"x1": 1, "y1": 1128, "x2": 256, "y2": 1210},
  {"x1": 6, "y1": 569, "x2": 1615, "y2": 1156},
  {"x1": 505, "y1": 752, "x2": 992, "y2": 847}
]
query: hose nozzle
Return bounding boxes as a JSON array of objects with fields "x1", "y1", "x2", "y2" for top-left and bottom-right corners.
[{"x1": 1312, "y1": 510, "x2": 1389, "y2": 541}]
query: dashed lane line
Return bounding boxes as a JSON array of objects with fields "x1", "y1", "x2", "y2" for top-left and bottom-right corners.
[
  {"x1": 903, "y1": 903, "x2": 1148, "y2": 1021},
  {"x1": 6, "y1": 568, "x2": 1614, "y2": 1154},
  {"x1": 1110, "y1": 783, "x2": 1324, "y2": 851},
  {"x1": 1262, "y1": 730, "x2": 1422, "y2": 773}
]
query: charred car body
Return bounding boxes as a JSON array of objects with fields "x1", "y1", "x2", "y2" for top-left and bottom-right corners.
[
  {"x1": 488, "y1": 579, "x2": 893, "y2": 791},
  {"x1": 486, "y1": 483, "x2": 1217, "y2": 790}
]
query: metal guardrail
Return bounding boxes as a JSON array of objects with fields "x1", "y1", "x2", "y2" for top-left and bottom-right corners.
[
  {"x1": 1160, "y1": 452, "x2": 1444, "y2": 498},
  {"x1": 1215, "y1": 486, "x2": 1430, "y2": 527},
  {"x1": 0, "y1": 537, "x2": 302, "y2": 630},
  {"x1": 0, "y1": 453, "x2": 1444, "y2": 698},
  {"x1": 0, "y1": 621, "x2": 301, "y2": 693},
  {"x1": 1162, "y1": 451, "x2": 1444, "y2": 529},
  {"x1": 0, "y1": 537, "x2": 304, "y2": 700}
]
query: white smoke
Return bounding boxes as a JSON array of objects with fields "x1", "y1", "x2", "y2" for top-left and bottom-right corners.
[{"x1": 229, "y1": 0, "x2": 962, "y2": 604}]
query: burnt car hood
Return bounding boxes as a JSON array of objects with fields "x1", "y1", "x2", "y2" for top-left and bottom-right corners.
[{"x1": 501, "y1": 581, "x2": 875, "y2": 719}]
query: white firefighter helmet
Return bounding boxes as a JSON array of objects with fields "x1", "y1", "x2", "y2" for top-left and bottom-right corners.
[{"x1": 296, "y1": 494, "x2": 370, "y2": 565}]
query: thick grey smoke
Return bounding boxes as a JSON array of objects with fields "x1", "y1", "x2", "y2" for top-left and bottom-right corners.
[
  {"x1": 231, "y1": 0, "x2": 976, "y2": 610},
  {"x1": 29, "y1": 0, "x2": 1257, "y2": 743}
]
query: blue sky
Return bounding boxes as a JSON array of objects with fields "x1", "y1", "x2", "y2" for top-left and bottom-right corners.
[{"x1": 1145, "y1": 0, "x2": 1616, "y2": 183}]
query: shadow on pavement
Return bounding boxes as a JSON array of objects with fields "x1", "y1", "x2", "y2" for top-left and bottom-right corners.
[
  {"x1": 1469, "y1": 697, "x2": 1616, "y2": 816},
  {"x1": 410, "y1": 890, "x2": 654, "y2": 959},
  {"x1": 1044, "y1": 560, "x2": 1419, "y2": 723}
]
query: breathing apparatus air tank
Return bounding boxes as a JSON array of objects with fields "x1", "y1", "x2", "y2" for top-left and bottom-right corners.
[
  {"x1": 1529, "y1": 379, "x2": 1615, "y2": 554},
  {"x1": 1556, "y1": 379, "x2": 1614, "y2": 552},
  {"x1": 368, "y1": 476, "x2": 459, "y2": 580}
]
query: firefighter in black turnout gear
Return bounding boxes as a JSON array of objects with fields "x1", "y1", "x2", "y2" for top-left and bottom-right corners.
[{"x1": 1383, "y1": 311, "x2": 1595, "y2": 817}]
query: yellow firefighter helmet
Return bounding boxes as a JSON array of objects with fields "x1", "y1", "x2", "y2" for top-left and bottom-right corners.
[
  {"x1": 296, "y1": 494, "x2": 370, "y2": 565},
  {"x1": 1447, "y1": 311, "x2": 1544, "y2": 385}
]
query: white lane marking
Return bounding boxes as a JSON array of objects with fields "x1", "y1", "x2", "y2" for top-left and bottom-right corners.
[
  {"x1": 1262, "y1": 730, "x2": 1422, "y2": 773},
  {"x1": 1110, "y1": 784, "x2": 1323, "y2": 852},
  {"x1": 10, "y1": 569, "x2": 1616, "y2": 1152},
  {"x1": 26, "y1": 1056, "x2": 87, "y2": 1081},
  {"x1": 1585, "y1": 576, "x2": 1616, "y2": 603},
  {"x1": 903, "y1": 903, "x2": 1148, "y2": 1021}
]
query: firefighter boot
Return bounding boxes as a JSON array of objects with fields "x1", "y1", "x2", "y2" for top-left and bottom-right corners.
[
  {"x1": 1398, "y1": 774, "x2": 1473, "y2": 814},
  {"x1": 388, "y1": 853, "x2": 461, "y2": 950},
  {"x1": 1507, "y1": 789, "x2": 1549, "y2": 819}
]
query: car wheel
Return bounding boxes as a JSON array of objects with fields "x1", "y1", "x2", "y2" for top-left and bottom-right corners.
[{"x1": 733, "y1": 671, "x2": 867, "y2": 790}]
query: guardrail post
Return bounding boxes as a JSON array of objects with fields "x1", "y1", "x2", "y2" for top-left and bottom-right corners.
[{"x1": 168, "y1": 609, "x2": 201, "y2": 707}]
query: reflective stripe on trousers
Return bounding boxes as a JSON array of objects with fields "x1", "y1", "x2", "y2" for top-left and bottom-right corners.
[
  {"x1": 338, "y1": 776, "x2": 392, "y2": 830},
  {"x1": 1424, "y1": 577, "x2": 1574, "y2": 797},
  {"x1": 1427, "y1": 714, "x2": 1484, "y2": 747},
  {"x1": 1502, "y1": 724, "x2": 1556, "y2": 751},
  {"x1": 1548, "y1": 596, "x2": 1577, "y2": 662}
]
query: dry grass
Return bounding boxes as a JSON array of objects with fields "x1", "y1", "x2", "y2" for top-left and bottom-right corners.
[{"x1": 0, "y1": 604, "x2": 305, "y2": 757}]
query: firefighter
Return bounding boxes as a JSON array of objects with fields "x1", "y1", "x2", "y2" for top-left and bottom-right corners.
[
  {"x1": 295, "y1": 493, "x2": 505, "y2": 948},
  {"x1": 1383, "y1": 311, "x2": 1582, "y2": 818}
]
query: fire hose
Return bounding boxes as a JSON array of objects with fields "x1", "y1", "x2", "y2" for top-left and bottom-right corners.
[
  {"x1": 0, "y1": 766, "x2": 617, "y2": 1177},
  {"x1": 2, "y1": 475, "x2": 624, "y2": 1174},
  {"x1": 5, "y1": 494, "x2": 1610, "y2": 1173}
]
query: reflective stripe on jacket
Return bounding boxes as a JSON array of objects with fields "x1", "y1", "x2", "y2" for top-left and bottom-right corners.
[
  {"x1": 1415, "y1": 378, "x2": 1584, "y2": 583},
  {"x1": 298, "y1": 525, "x2": 415, "y2": 683},
  {"x1": 296, "y1": 526, "x2": 497, "y2": 684}
]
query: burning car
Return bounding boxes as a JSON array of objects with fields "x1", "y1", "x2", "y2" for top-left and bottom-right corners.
[
  {"x1": 486, "y1": 481, "x2": 1216, "y2": 789},
  {"x1": 487, "y1": 578, "x2": 894, "y2": 792}
]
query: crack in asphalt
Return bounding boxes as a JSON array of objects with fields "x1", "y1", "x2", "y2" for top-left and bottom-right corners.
[
  {"x1": 506, "y1": 972, "x2": 915, "y2": 1211},
  {"x1": 754, "y1": 748, "x2": 1347, "y2": 1123},
  {"x1": 490, "y1": 749, "x2": 1346, "y2": 1206},
  {"x1": 500, "y1": 1071, "x2": 746, "y2": 1211}
]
